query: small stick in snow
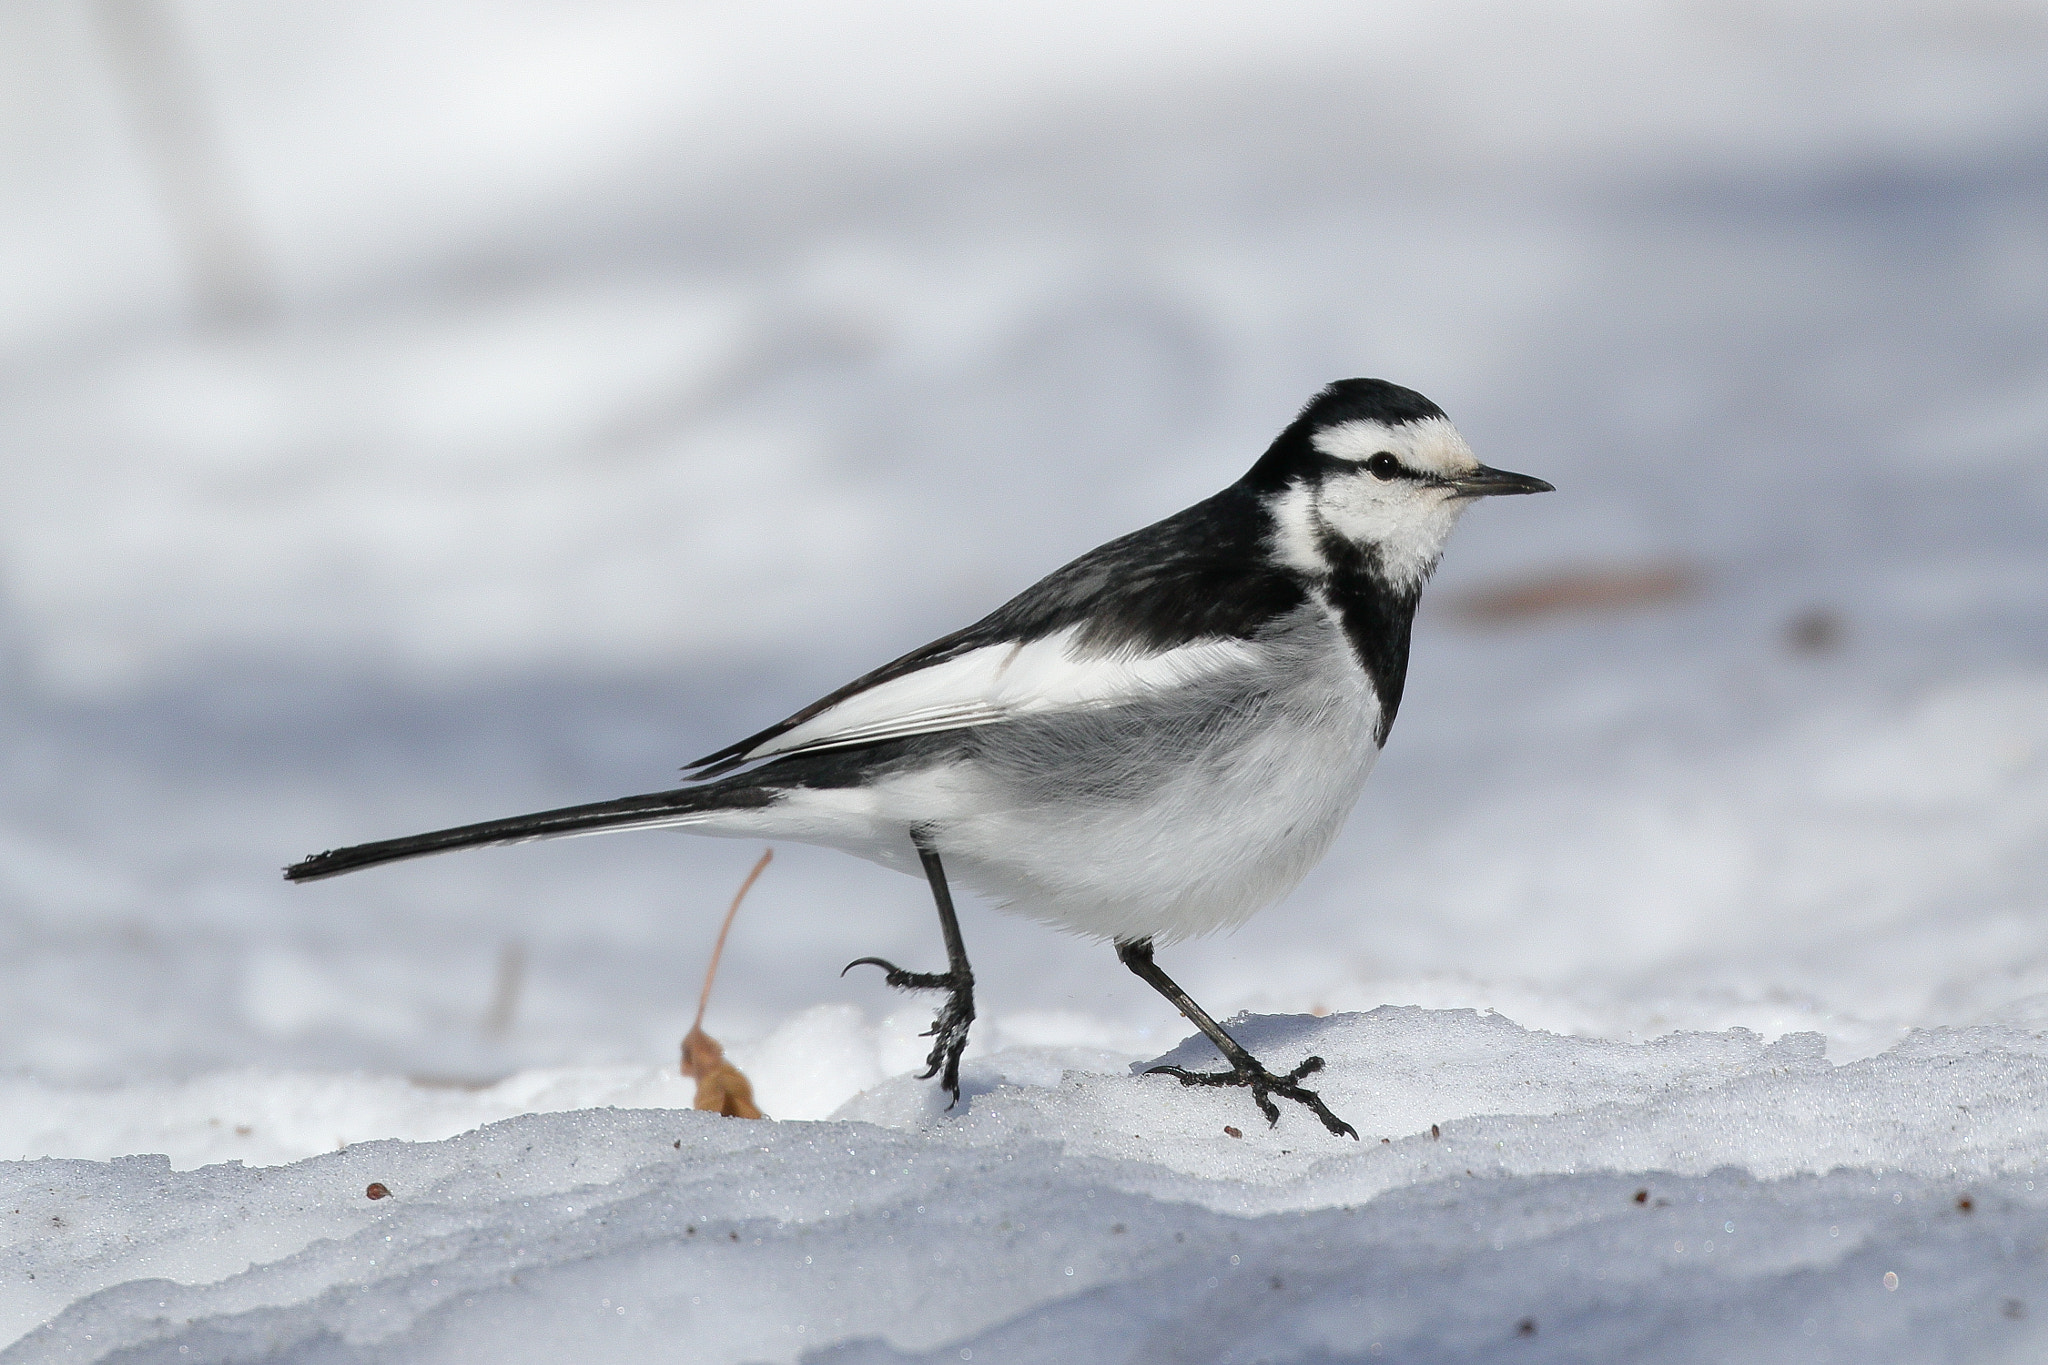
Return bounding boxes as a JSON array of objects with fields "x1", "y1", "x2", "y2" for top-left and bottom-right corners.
[
  {"x1": 680, "y1": 849, "x2": 772, "y2": 1119},
  {"x1": 481, "y1": 938, "x2": 525, "y2": 1038}
]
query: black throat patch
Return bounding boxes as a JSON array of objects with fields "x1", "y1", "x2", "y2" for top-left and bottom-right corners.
[{"x1": 1311, "y1": 525, "x2": 1424, "y2": 746}]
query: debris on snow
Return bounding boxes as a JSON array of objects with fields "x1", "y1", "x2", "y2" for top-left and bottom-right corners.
[{"x1": 679, "y1": 850, "x2": 772, "y2": 1120}]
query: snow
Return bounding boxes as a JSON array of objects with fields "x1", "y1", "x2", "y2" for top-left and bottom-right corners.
[
  {"x1": 5, "y1": 0, "x2": 2048, "y2": 1358},
  {"x1": 7, "y1": 1013, "x2": 2047, "y2": 1361}
]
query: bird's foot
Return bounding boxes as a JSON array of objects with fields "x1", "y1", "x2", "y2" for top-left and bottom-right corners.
[
  {"x1": 1146, "y1": 1053, "x2": 1359, "y2": 1139},
  {"x1": 842, "y1": 956, "x2": 976, "y2": 1105}
]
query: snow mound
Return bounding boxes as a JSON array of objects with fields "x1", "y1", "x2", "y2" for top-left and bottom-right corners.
[
  {"x1": 6, "y1": 1009, "x2": 2044, "y2": 1363},
  {"x1": 0, "y1": 1003, "x2": 1140, "y2": 1172}
]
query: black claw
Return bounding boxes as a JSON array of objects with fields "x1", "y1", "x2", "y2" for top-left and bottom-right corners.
[
  {"x1": 1145, "y1": 1054, "x2": 1358, "y2": 1140},
  {"x1": 842, "y1": 957, "x2": 953, "y2": 992},
  {"x1": 844, "y1": 955, "x2": 974, "y2": 1108},
  {"x1": 913, "y1": 988, "x2": 975, "y2": 1103}
]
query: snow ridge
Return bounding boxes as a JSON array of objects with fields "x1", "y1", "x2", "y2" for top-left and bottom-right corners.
[{"x1": 5, "y1": 1009, "x2": 2045, "y2": 1363}]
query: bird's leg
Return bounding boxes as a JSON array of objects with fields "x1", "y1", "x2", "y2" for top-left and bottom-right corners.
[
  {"x1": 1116, "y1": 938, "x2": 1357, "y2": 1139},
  {"x1": 842, "y1": 831, "x2": 976, "y2": 1105}
]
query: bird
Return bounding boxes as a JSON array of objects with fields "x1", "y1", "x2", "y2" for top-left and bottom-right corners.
[{"x1": 286, "y1": 378, "x2": 1551, "y2": 1138}]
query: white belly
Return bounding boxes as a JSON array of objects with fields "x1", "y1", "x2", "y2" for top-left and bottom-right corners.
[
  {"x1": 694, "y1": 609, "x2": 1382, "y2": 943},
  {"x1": 944, "y1": 711, "x2": 1379, "y2": 942}
]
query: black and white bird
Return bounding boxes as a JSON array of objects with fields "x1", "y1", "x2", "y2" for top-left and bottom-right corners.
[{"x1": 287, "y1": 378, "x2": 1551, "y2": 1137}]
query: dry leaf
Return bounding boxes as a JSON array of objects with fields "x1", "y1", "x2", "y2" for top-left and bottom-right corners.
[
  {"x1": 681, "y1": 1027, "x2": 763, "y2": 1119},
  {"x1": 1447, "y1": 562, "x2": 1698, "y2": 625},
  {"x1": 680, "y1": 849, "x2": 773, "y2": 1119}
]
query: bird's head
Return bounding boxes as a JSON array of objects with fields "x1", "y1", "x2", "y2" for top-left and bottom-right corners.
[{"x1": 1244, "y1": 378, "x2": 1553, "y2": 592}]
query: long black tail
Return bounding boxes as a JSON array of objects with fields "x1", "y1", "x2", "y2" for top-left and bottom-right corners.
[{"x1": 284, "y1": 782, "x2": 777, "y2": 883}]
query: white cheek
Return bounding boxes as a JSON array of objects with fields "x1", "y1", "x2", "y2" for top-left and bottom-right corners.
[
  {"x1": 1267, "y1": 482, "x2": 1326, "y2": 576},
  {"x1": 1317, "y1": 479, "x2": 1465, "y2": 587}
]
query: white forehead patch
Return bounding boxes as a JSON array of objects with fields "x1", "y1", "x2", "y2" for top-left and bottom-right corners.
[{"x1": 1310, "y1": 416, "x2": 1477, "y2": 478}]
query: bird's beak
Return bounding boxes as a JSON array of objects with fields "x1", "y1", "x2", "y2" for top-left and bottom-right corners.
[{"x1": 1449, "y1": 465, "x2": 1555, "y2": 498}]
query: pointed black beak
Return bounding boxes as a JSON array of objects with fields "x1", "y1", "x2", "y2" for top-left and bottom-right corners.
[{"x1": 1449, "y1": 465, "x2": 1555, "y2": 498}]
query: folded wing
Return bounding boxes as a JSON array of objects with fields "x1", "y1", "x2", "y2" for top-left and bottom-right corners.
[{"x1": 689, "y1": 626, "x2": 1261, "y2": 775}]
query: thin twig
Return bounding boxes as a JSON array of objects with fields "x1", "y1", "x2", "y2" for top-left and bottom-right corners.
[
  {"x1": 694, "y1": 849, "x2": 772, "y2": 1033},
  {"x1": 481, "y1": 938, "x2": 526, "y2": 1038},
  {"x1": 93, "y1": 0, "x2": 273, "y2": 326}
]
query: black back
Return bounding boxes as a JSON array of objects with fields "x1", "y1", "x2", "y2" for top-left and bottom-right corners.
[
  {"x1": 687, "y1": 486, "x2": 1308, "y2": 775},
  {"x1": 688, "y1": 379, "x2": 1439, "y2": 775}
]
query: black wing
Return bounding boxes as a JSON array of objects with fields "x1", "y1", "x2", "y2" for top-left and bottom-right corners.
[{"x1": 684, "y1": 485, "x2": 1304, "y2": 778}]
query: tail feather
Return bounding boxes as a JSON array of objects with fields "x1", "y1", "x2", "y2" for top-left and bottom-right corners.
[{"x1": 284, "y1": 783, "x2": 776, "y2": 883}]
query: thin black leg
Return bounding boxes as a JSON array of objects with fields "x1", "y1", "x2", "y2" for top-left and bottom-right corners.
[
  {"x1": 843, "y1": 830, "x2": 977, "y2": 1105},
  {"x1": 1116, "y1": 938, "x2": 1357, "y2": 1139}
]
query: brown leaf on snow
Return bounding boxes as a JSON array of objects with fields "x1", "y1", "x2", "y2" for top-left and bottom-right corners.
[
  {"x1": 680, "y1": 849, "x2": 773, "y2": 1119},
  {"x1": 681, "y1": 1027, "x2": 763, "y2": 1119}
]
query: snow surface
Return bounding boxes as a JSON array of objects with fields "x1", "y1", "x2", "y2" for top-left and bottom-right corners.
[
  {"x1": 8, "y1": 1012, "x2": 2048, "y2": 1361},
  {"x1": 4, "y1": 0, "x2": 2048, "y2": 1358}
]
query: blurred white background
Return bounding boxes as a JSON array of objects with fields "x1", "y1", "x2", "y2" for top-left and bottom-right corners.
[{"x1": 3, "y1": 0, "x2": 2046, "y2": 1086}]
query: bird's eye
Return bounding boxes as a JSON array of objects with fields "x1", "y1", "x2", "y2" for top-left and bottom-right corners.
[{"x1": 1365, "y1": 452, "x2": 1403, "y2": 480}]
